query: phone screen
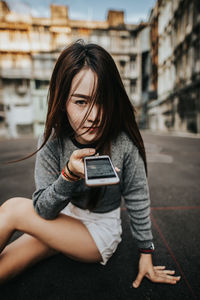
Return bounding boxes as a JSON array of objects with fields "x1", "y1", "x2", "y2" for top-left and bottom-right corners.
[{"x1": 86, "y1": 158, "x2": 116, "y2": 179}]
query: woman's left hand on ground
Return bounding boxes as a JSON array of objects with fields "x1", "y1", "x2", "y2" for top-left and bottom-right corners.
[{"x1": 132, "y1": 253, "x2": 181, "y2": 288}]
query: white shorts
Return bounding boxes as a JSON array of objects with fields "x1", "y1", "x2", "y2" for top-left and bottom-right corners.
[{"x1": 61, "y1": 202, "x2": 122, "y2": 265}]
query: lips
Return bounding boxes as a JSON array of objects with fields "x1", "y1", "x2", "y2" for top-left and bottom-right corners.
[{"x1": 84, "y1": 127, "x2": 99, "y2": 134}]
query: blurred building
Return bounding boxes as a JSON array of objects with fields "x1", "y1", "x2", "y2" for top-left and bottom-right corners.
[
  {"x1": 148, "y1": 1, "x2": 158, "y2": 131},
  {"x1": 0, "y1": 1, "x2": 147, "y2": 138},
  {"x1": 148, "y1": 0, "x2": 200, "y2": 133},
  {"x1": 137, "y1": 25, "x2": 151, "y2": 129}
]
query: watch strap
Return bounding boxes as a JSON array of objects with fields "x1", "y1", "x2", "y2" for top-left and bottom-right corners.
[{"x1": 139, "y1": 242, "x2": 155, "y2": 254}]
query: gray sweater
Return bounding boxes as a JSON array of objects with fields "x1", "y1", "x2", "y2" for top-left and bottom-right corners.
[{"x1": 32, "y1": 131, "x2": 153, "y2": 249}]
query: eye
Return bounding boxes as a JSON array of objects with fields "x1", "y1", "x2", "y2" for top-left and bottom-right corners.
[{"x1": 75, "y1": 100, "x2": 88, "y2": 106}]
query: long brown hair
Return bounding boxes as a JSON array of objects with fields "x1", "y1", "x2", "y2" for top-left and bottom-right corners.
[
  {"x1": 9, "y1": 40, "x2": 147, "y2": 210},
  {"x1": 43, "y1": 40, "x2": 147, "y2": 169},
  {"x1": 46, "y1": 40, "x2": 147, "y2": 210}
]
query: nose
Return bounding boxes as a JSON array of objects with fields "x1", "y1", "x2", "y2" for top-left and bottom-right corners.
[{"x1": 87, "y1": 104, "x2": 98, "y2": 122}]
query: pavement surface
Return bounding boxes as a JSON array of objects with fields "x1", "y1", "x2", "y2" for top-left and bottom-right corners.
[{"x1": 0, "y1": 133, "x2": 199, "y2": 300}]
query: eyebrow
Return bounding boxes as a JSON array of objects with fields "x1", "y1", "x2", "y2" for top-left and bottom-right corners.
[{"x1": 71, "y1": 93, "x2": 91, "y2": 100}]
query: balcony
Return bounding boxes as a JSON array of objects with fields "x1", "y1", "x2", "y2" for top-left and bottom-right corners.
[
  {"x1": 0, "y1": 67, "x2": 31, "y2": 79},
  {"x1": 32, "y1": 68, "x2": 52, "y2": 80}
]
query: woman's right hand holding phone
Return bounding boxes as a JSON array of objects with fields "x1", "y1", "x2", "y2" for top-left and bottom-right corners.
[{"x1": 67, "y1": 148, "x2": 96, "y2": 178}]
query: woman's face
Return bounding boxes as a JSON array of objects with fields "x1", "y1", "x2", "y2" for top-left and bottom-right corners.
[{"x1": 66, "y1": 68, "x2": 101, "y2": 144}]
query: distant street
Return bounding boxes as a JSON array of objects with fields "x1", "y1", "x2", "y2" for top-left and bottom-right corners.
[
  {"x1": 0, "y1": 133, "x2": 200, "y2": 299},
  {"x1": 1, "y1": 133, "x2": 199, "y2": 207}
]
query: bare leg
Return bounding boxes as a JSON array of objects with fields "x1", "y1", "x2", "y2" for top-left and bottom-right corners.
[
  {"x1": 0, "y1": 233, "x2": 57, "y2": 284},
  {"x1": 0, "y1": 204, "x2": 15, "y2": 253},
  {"x1": 0, "y1": 197, "x2": 102, "y2": 283}
]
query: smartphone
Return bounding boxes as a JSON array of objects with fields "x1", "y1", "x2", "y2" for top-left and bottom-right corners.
[{"x1": 84, "y1": 155, "x2": 120, "y2": 187}]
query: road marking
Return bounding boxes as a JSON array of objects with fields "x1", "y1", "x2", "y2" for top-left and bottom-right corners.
[
  {"x1": 121, "y1": 206, "x2": 199, "y2": 298},
  {"x1": 143, "y1": 131, "x2": 200, "y2": 139},
  {"x1": 151, "y1": 213, "x2": 198, "y2": 300}
]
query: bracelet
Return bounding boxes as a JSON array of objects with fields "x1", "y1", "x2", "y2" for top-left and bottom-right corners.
[
  {"x1": 139, "y1": 242, "x2": 155, "y2": 254},
  {"x1": 139, "y1": 248, "x2": 155, "y2": 254},
  {"x1": 61, "y1": 168, "x2": 79, "y2": 182},
  {"x1": 66, "y1": 160, "x2": 80, "y2": 179}
]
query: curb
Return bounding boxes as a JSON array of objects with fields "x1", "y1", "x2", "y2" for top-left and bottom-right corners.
[{"x1": 141, "y1": 130, "x2": 200, "y2": 139}]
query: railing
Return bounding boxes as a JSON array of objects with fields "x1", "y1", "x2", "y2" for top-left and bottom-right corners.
[{"x1": 0, "y1": 68, "x2": 31, "y2": 79}]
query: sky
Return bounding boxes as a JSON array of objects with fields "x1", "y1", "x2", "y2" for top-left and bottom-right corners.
[{"x1": 5, "y1": 0, "x2": 157, "y2": 24}]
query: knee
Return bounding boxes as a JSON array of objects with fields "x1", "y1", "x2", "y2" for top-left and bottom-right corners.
[
  {"x1": 1, "y1": 197, "x2": 32, "y2": 219},
  {"x1": 0, "y1": 198, "x2": 21, "y2": 229}
]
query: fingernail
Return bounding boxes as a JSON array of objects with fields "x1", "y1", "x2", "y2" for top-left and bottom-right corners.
[
  {"x1": 89, "y1": 149, "x2": 96, "y2": 153},
  {"x1": 133, "y1": 282, "x2": 137, "y2": 288}
]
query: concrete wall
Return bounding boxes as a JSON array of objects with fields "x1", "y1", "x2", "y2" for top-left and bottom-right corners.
[
  {"x1": 148, "y1": 0, "x2": 200, "y2": 134},
  {"x1": 0, "y1": 1, "x2": 146, "y2": 137}
]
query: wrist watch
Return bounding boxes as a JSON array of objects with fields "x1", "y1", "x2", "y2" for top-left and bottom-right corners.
[{"x1": 139, "y1": 242, "x2": 155, "y2": 254}]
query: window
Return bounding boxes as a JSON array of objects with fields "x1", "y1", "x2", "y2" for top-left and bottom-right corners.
[
  {"x1": 130, "y1": 56, "x2": 136, "y2": 71},
  {"x1": 119, "y1": 60, "x2": 126, "y2": 67},
  {"x1": 119, "y1": 60, "x2": 126, "y2": 75},
  {"x1": 15, "y1": 79, "x2": 29, "y2": 95},
  {"x1": 35, "y1": 80, "x2": 49, "y2": 90},
  {"x1": 130, "y1": 79, "x2": 137, "y2": 94},
  {"x1": 0, "y1": 116, "x2": 4, "y2": 123},
  {"x1": 16, "y1": 124, "x2": 33, "y2": 135}
]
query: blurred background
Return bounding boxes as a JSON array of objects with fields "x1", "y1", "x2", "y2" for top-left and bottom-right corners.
[
  {"x1": 0, "y1": 0, "x2": 199, "y2": 139},
  {"x1": 0, "y1": 1, "x2": 200, "y2": 297}
]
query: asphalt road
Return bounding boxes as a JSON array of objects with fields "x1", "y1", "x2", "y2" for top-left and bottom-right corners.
[{"x1": 0, "y1": 133, "x2": 199, "y2": 300}]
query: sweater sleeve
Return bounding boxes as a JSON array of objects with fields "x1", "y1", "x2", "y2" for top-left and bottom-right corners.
[
  {"x1": 32, "y1": 135, "x2": 76, "y2": 219},
  {"x1": 122, "y1": 141, "x2": 153, "y2": 249}
]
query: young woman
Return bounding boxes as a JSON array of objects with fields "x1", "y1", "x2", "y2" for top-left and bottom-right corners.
[{"x1": 0, "y1": 40, "x2": 180, "y2": 287}]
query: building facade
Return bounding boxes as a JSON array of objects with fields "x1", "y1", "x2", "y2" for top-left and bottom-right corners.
[
  {"x1": 0, "y1": 1, "x2": 146, "y2": 138},
  {"x1": 148, "y1": 0, "x2": 200, "y2": 134},
  {"x1": 137, "y1": 25, "x2": 151, "y2": 129},
  {"x1": 148, "y1": 2, "x2": 159, "y2": 131}
]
